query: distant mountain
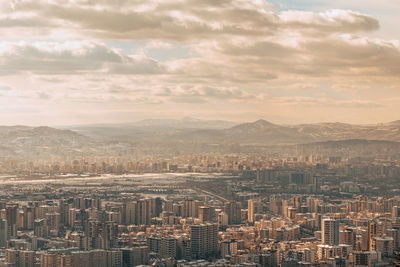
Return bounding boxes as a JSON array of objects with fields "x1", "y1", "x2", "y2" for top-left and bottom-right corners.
[
  {"x1": 296, "y1": 139, "x2": 400, "y2": 149},
  {"x1": 62, "y1": 117, "x2": 236, "y2": 129},
  {"x1": 221, "y1": 119, "x2": 313, "y2": 144},
  {"x1": 293, "y1": 139, "x2": 400, "y2": 159},
  {"x1": 169, "y1": 119, "x2": 306, "y2": 144},
  {"x1": 0, "y1": 126, "x2": 89, "y2": 143},
  {"x1": 2, "y1": 119, "x2": 400, "y2": 160},
  {"x1": 158, "y1": 119, "x2": 400, "y2": 145},
  {"x1": 0, "y1": 126, "x2": 93, "y2": 158},
  {"x1": 62, "y1": 118, "x2": 400, "y2": 145},
  {"x1": 131, "y1": 117, "x2": 237, "y2": 129},
  {"x1": 294, "y1": 121, "x2": 400, "y2": 143},
  {"x1": 60, "y1": 118, "x2": 238, "y2": 140}
]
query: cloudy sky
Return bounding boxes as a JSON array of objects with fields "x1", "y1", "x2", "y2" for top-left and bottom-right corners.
[{"x1": 0, "y1": 0, "x2": 399, "y2": 125}]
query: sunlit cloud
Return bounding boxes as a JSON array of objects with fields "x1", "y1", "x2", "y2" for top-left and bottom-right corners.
[{"x1": 0, "y1": 0, "x2": 398, "y2": 125}]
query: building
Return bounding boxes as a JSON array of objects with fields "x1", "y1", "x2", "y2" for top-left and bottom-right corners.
[
  {"x1": 224, "y1": 202, "x2": 242, "y2": 225},
  {"x1": 198, "y1": 206, "x2": 211, "y2": 222},
  {"x1": 351, "y1": 251, "x2": 379, "y2": 267},
  {"x1": 121, "y1": 246, "x2": 149, "y2": 266},
  {"x1": 0, "y1": 219, "x2": 8, "y2": 247},
  {"x1": 217, "y1": 212, "x2": 228, "y2": 228},
  {"x1": 322, "y1": 218, "x2": 339, "y2": 246},
  {"x1": 160, "y1": 237, "x2": 177, "y2": 259},
  {"x1": 375, "y1": 237, "x2": 394, "y2": 257},
  {"x1": 247, "y1": 199, "x2": 262, "y2": 223},
  {"x1": 191, "y1": 223, "x2": 218, "y2": 259}
]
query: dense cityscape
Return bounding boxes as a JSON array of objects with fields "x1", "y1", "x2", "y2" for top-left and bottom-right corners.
[
  {"x1": 0, "y1": 152, "x2": 400, "y2": 266},
  {"x1": 1, "y1": 0, "x2": 400, "y2": 266}
]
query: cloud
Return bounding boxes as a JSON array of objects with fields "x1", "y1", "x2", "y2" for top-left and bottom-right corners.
[
  {"x1": 156, "y1": 85, "x2": 255, "y2": 103},
  {"x1": 0, "y1": 0, "x2": 398, "y2": 124},
  {"x1": 188, "y1": 34, "x2": 400, "y2": 83},
  {"x1": 279, "y1": 9, "x2": 379, "y2": 34},
  {"x1": 0, "y1": 13, "x2": 51, "y2": 28},
  {"x1": 37, "y1": 92, "x2": 50, "y2": 99},
  {"x1": 0, "y1": 41, "x2": 166, "y2": 75},
  {"x1": 273, "y1": 96, "x2": 384, "y2": 108},
  {"x1": 299, "y1": 35, "x2": 400, "y2": 77},
  {"x1": 332, "y1": 83, "x2": 371, "y2": 92},
  {"x1": 2, "y1": 1, "x2": 379, "y2": 41},
  {"x1": 0, "y1": 83, "x2": 13, "y2": 91},
  {"x1": 108, "y1": 55, "x2": 166, "y2": 75},
  {"x1": 0, "y1": 1, "x2": 394, "y2": 83}
]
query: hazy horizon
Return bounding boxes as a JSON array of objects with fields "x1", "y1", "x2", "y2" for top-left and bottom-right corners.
[
  {"x1": 1, "y1": 0, "x2": 400, "y2": 125},
  {"x1": 1, "y1": 117, "x2": 400, "y2": 128}
]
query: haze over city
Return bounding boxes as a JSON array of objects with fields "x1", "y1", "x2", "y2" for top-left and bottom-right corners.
[
  {"x1": 0, "y1": 0, "x2": 400, "y2": 125},
  {"x1": 1, "y1": 1, "x2": 400, "y2": 267}
]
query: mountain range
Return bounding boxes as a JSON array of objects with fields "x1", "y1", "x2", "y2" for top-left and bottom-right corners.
[
  {"x1": 164, "y1": 119, "x2": 400, "y2": 145},
  {"x1": 1, "y1": 118, "x2": 400, "y2": 159}
]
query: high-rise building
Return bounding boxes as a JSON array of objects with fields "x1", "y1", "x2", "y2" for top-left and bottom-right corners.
[
  {"x1": 19, "y1": 250, "x2": 35, "y2": 267},
  {"x1": 122, "y1": 247, "x2": 149, "y2": 266},
  {"x1": 23, "y1": 206, "x2": 34, "y2": 230},
  {"x1": 59, "y1": 254, "x2": 72, "y2": 267},
  {"x1": 137, "y1": 199, "x2": 152, "y2": 225},
  {"x1": 368, "y1": 220, "x2": 377, "y2": 251},
  {"x1": 392, "y1": 206, "x2": 400, "y2": 217},
  {"x1": 71, "y1": 251, "x2": 91, "y2": 267},
  {"x1": 217, "y1": 212, "x2": 228, "y2": 228},
  {"x1": 351, "y1": 251, "x2": 379, "y2": 267},
  {"x1": 125, "y1": 201, "x2": 137, "y2": 225},
  {"x1": 153, "y1": 197, "x2": 163, "y2": 218},
  {"x1": 183, "y1": 199, "x2": 195, "y2": 218},
  {"x1": 40, "y1": 252, "x2": 58, "y2": 267},
  {"x1": 89, "y1": 250, "x2": 107, "y2": 267},
  {"x1": 148, "y1": 237, "x2": 161, "y2": 255},
  {"x1": 191, "y1": 223, "x2": 218, "y2": 259},
  {"x1": 247, "y1": 199, "x2": 262, "y2": 223},
  {"x1": 102, "y1": 221, "x2": 118, "y2": 250},
  {"x1": 160, "y1": 237, "x2": 177, "y2": 259},
  {"x1": 270, "y1": 197, "x2": 283, "y2": 216},
  {"x1": 0, "y1": 219, "x2": 8, "y2": 247},
  {"x1": 322, "y1": 218, "x2": 339, "y2": 246},
  {"x1": 106, "y1": 250, "x2": 122, "y2": 267},
  {"x1": 45, "y1": 212, "x2": 61, "y2": 231},
  {"x1": 6, "y1": 204, "x2": 18, "y2": 239},
  {"x1": 176, "y1": 236, "x2": 191, "y2": 260},
  {"x1": 224, "y1": 202, "x2": 242, "y2": 225},
  {"x1": 198, "y1": 206, "x2": 211, "y2": 222},
  {"x1": 6, "y1": 249, "x2": 19, "y2": 267},
  {"x1": 34, "y1": 218, "x2": 46, "y2": 238},
  {"x1": 86, "y1": 219, "x2": 101, "y2": 250},
  {"x1": 375, "y1": 237, "x2": 394, "y2": 257}
]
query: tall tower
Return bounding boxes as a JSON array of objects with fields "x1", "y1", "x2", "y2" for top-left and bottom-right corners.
[
  {"x1": 248, "y1": 199, "x2": 254, "y2": 223},
  {"x1": 86, "y1": 219, "x2": 101, "y2": 250},
  {"x1": 368, "y1": 220, "x2": 377, "y2": 251},
  {"x1": 6, "y1": 204, "x2": 18, "y2": 239},
  {"x1": 0, "y1": 219, "x2": 8, "y2": 247},
  {"x1": 322, "y1": 218, "x2": 339, "y2": 245},
  {"x1": 102, "y1": 221, "x2": 118, "y2": 250},
  {"x1": 224, "y1": 202, "x2": 242, "y2": 225},
  {"x1": 198, "y1": 206, "x2": 211, "y2": 222},
  {"x1": 183, "y1": 199, "x2": 195, "y2": 218},
  {"x1": 160, "y1": 237, "x2": 177, "y2": 259},
  {"x1": 125, "y1": 201, "x2": 137, "y2": 225},
  {"x1": 191, "y1": 223, "x2": 218, "y2": 259},
  {"x1": 137, "y1": 199, "x2": 152, "y2": 225}
]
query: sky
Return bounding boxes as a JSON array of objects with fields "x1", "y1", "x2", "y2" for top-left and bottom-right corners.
[{"x1": 0, "y1": 0, "x2": 400, "y2": 126}]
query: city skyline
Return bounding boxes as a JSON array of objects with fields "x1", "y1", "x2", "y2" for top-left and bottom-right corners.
[
  {"x1": 1, "y1": 2, "x2": 400, "y2": 266},
  {"x1": 0, "y1": 0, "x2": 400, "y2": 125}
]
